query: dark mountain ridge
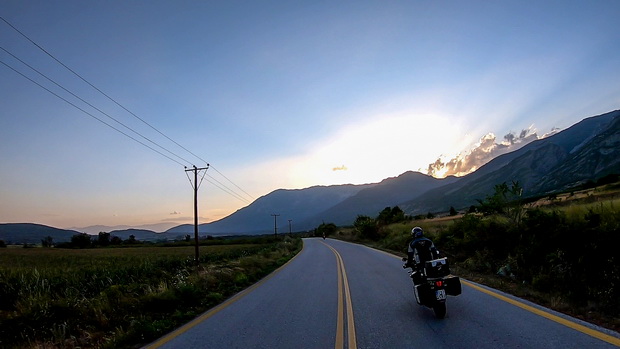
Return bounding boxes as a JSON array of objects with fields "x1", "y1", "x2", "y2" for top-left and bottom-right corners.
[
  {"x1": 0, "y1": 223, "x2": 79, "y2": 244},
  {"x1": 167, "y1": 183, "x2": 374, "y2": 234},
  {"x1": 296, "y1": 171, "x2": 460, "y2": 228},
  {"x1": 400, "y1": 110, "x2": 620, "y2": 214}
]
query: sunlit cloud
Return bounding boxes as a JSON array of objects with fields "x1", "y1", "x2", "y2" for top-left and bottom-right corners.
[{"x1": 426, "y1": 126, "x2": 547, "y2": 178}]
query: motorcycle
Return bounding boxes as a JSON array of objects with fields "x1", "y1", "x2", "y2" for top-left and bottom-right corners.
[{"x1": 402, "y1": 256, "x2": 462, "y2": 318}]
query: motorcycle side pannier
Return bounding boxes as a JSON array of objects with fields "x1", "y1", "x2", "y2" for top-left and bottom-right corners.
[
  {"x1": 445, "y1": 275, "x2": 462, "y2": 296},
  {"x1": 413, "y1": 284, "x2": 434, "y2": 305},
  {"x1": 424, "y1": 258, "x2": 451, "y2": 278}
]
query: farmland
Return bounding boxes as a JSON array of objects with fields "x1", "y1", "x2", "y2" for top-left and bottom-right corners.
[{"x1": 0, "y1": 237, "x2": 302, "y2": 348}]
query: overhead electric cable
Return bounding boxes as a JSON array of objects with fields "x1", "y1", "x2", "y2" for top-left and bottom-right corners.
[
  {"x1": 210, "y1": 165, "x2": 256, "y2": 201},
  {"x1": 206, "y1": 173, "x2": 252, "y2": 204},
  {"x1": 204, "y1": 178, "x2": 252, "y2": 204},
  {"x1": 0, "y1": 59, "x2": 186, "y2": 167},
  {"x1": 0, "y1": 46, "x2": 194, "y2": 166},
  {"x1": 1, "y1": 16, "x2": 256, "y2": 203},
  {"x1": 1, "y1": 16, "x2": 207, "y2": 165}
]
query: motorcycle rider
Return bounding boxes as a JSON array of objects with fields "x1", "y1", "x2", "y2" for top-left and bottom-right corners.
[{"x1": 406, "y1": 227, "x2": 439, "y2": 284}]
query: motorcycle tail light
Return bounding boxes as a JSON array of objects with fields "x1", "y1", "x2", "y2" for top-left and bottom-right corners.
[{"x1": 435, "y1": 281, "x2": 443, "y2": 287}]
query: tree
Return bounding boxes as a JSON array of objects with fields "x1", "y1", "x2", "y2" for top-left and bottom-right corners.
[
  {"x1": 41, "y1": 236, "x2": 54, "y2": 247},
  {"x1": 354, "y1": 215, "x2": 379, "y2": 240},
  {"x1": 71, "y1": 233, "x2": 92, "y2": 248},
  {"x1": 376, "y1": 206, "x2": 406, "y2": 225},
  {"x1": 449, "y1": 206, "x2": 458, "y2": 216},
  {"x1": 98, "y1": 232, "x2": 111, "y2": 247},
  {"x1": 476, "y1": 181, "x2": 525, "y2": 226},
  {"x1": 110, "y1": 236, "x2": 123, "y2": 245},
  {"x1": 126, "y1": 234, "x2": 137, "y2": 244},
  {"x1": 0, "y1": 240, "x2": 6, "y2": 248},
  {"x1": 315, "y1": 222, "x2": 337, "y2": 237}
]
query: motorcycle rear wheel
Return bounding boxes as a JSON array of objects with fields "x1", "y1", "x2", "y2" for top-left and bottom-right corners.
[{"x1": 433, "y1": 302, "x2": 446, "y2": 319}]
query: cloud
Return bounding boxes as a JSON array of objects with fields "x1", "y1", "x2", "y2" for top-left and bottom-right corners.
[
  {"x1": 542, "y1": 127, "x2": 561, "y2": 138},
  {"x1": 426, "y1": 127, "x2": 542, "y2": 178},
  {"x1": 332, "y1": 165, "x2": 348, "y2": 171}
]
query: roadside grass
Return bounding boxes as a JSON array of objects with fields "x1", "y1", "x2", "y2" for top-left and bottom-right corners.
[
  {"x1": 0, "y1": 236, "x2": 302, "y2": 348},
  {"x1": 332, "y1": 191, "x2": 620, "y2": 332}
]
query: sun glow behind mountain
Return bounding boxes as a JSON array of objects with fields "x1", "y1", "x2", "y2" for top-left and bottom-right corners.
[{"x1": 243, "y1": 113, "x2": 474, "y2": 189}]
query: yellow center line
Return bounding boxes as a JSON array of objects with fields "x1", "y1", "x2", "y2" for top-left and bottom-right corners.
[
  {"x1": 381, "y1": 250, "x2": 619, "y2": 347},
  {"x1": 338, "y1": 251, "x2": 357, "y2": 349},
  {"x1": 461, "y1": 280, "x2": 620, "y2": 347},
  {"x1": 321, "y1": 240, "x2": 357, "y2": 349},
  {"x1": 335, "y1": 251, "x2": 344, "y2": 349}
]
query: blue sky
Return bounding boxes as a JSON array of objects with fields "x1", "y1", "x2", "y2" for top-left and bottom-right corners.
[{"x1": 1, "y1": 1, "x2": 619, "y2": 230}]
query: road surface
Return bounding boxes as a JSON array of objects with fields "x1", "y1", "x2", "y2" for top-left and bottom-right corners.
[{"x1": 146, "y1": 238, "x2": 620, "y2": 348}]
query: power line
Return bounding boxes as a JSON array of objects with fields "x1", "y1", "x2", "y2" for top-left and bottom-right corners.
[
  {"x1": 210, "y1": 165, "x2": 256, "y2": 201},
  {"x1": 205, "y1": 173, "x2": 252, "y2": 204},
  {"x1": 0, "y1": 46, "x2": 194, "y2": 167},
  {"x1": 0, "y1": 58, "x2": 187, "y2": 167},
  {"x1": 1, "y1": 16, "x2": 257, "y2": 204},
  {"x1": 1, "y1": 15, "x2": 205, "y2": 166}
]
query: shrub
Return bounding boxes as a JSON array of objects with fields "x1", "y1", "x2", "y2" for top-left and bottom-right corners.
[{"x1": 353, "y1": 215, "x2": 380, "y2": 240}]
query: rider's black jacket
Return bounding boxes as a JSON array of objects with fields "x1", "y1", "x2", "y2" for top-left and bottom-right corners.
[{"x1": 406, "y1": 237, "x2": 439, "y2": 269}]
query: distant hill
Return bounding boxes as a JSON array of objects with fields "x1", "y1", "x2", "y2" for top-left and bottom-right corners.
[
  {"x1": 71, "y1": 223, "x2": 180, "y2": 234},
  {"x1": 297, "y1": 171, "x2": 460, "y2": 228},
  {"x1": 0, "y1": 223, "x2": 80, "y2": 244},
  {"x1": 108, "y1": 229, "x2": 173, "y2": 241},
  {"x1": 167, "y1": 184, "x2": 374, "y2": 235},
  {"x1": 0, "y1": 225, "x2": 192, "y2": 245}
]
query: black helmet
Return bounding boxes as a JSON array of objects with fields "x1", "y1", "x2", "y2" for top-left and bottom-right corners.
[{"x1": 411, "y1": 226, "x2": 423, "y2": 238}]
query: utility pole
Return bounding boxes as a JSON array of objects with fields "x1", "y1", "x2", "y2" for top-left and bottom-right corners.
[
  {"x1": 288, "y1": 219, "x2": 292, "y2": 237},
  {"x1": 271, "y1": 214, "x2": 280, "y2": 238},
  {"x1": 185, "y1": 164, "x2": 209, "y2": 265}
]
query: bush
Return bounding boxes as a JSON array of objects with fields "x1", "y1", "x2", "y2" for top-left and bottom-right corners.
[
  {"x1": 436, "y1": 202, "x2": 620, "y2": 316},
  {"x1": 353, "y1": 215, "x2": 380, "y2": 240}
]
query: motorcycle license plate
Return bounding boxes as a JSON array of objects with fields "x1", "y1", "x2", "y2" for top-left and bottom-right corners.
[{"x1": 435, "y1": 289, "x2": 446, "y2": 300}]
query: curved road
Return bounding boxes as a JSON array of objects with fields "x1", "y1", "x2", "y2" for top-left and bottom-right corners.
[{"x1": 146, "y1": 238, "x2": 620, "y2": 349}]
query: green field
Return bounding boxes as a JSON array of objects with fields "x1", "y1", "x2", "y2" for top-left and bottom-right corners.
[{"x1": 0, "y1": 237, "x2": 302, "y2": 348}]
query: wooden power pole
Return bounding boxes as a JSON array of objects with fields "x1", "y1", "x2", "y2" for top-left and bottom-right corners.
[
  {"x1": 271, "y1": 214, "x2": 280, "y2": 238},
  {"x1": 185, "y1": 164, "x2": 209, "y2": 265},
  {"x1": 288, "y1": 219, "x2": 292, "y2": 237}
]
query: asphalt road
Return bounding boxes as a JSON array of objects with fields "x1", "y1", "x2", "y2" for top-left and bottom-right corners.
[{"x1": 146, "y1": 238, "x2": 620, "y2": 349}]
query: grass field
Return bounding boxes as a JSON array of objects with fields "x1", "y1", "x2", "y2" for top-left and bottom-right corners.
[{"x1": 0, "y1": 237, "x2": 302, "y2": 348}]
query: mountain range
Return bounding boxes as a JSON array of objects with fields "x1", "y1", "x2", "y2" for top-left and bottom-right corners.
[
  {"x1": 183, "y1": 109, "x2": 620, "y2": 235},
  {"x1": 2, "y1": 109, "x2": 619, "y2": 243}
]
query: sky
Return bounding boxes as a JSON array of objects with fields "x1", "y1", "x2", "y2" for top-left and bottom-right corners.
[{"x1": 1, "y1": 1, "x2": 619, "y2": 231}]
